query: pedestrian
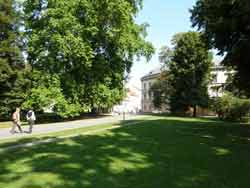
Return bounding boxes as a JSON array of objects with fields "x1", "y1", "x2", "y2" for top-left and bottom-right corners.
[
  {"x1": 10, "y1": 107, "x2": 23, "y2": 134},
  {"x1": 26, "y1": 109, "x2": 36, "y2": 133}
]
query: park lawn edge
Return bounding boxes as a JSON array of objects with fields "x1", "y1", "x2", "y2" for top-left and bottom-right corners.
[{"x1": 0, "y1": 116, "x2": 158, "y2": 150}]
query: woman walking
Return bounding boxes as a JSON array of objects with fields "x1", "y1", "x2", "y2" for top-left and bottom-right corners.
[{"x1": 10, "y1": 107, "x2": 23, "y2": 134}]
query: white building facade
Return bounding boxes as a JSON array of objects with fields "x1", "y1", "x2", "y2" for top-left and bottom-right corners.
[
  {"x1": 141, "y1": 66, "x2": 230, "y2": 113},
  {"x1": 209, "y1": 66, "x2": 230, "y2": 97},
  {"x1": 141, "y1": 68, "x2": 166, "y2": 113},
  {"x1": 113, "y1": 85, "x2": 141, "y2": 114}
]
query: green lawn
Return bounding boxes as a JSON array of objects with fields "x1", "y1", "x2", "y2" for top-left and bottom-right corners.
[
  {"x1": 0, "y1": 121, "x2": 28, "y2": 129},
  {"x1": 0, "y1": 116, "x2": 250, "y2": 188}
]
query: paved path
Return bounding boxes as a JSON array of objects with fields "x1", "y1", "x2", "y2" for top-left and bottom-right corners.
[{"x1": 0, "y1": 115, "x2": 144, "y2": 141}]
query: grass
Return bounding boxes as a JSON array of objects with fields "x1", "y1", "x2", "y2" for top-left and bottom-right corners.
[
  {"x1": 0, "y1": 116, "x2": 250, "y2": 188},
  {"x1": 0, "y1": 116, "x2": 153, "y2": 146},
  {"x1": 0, "y1": 121, "x2": 28, "y2": 129},
  {"x1": 0, "y1": 121, "x2": 13, "y2": 129}
]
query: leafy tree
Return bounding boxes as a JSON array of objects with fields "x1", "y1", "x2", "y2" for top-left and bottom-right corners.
[
  {"x1": 191, "y1": 0, "x2": 250, "y2": 97},
  {"x1": 211, "y1": 93, "x2": 250, "y2": 121},
  {"x1": 150, "y1": 71, "x2": 171, "y2": 110},
  {"x1": 163, "y1": 32, "x2": 212, "y2": 117},
  {"x1": 23, "y1": 0, "x2": 154, "y2": 113},
  {"x1": 150, "y1": 80, "x2": 164, "y2": 109},
  {"x1": 22, "y1": 71, "x2": 86, "y2": 118},
  {"x1": 0, "y1": 0, "x2": 29, "y2": 119}
]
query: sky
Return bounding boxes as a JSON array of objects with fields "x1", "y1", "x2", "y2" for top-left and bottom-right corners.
[{"x1": 128, "y1": 0, "x2": 200, "y2": 88}]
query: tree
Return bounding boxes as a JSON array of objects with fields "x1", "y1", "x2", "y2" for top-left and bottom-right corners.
[
  {"x1": 150, "y1": 70, "x2": 171, "y2": 110},
  {"x1": 22, "y1": 71, "x2": 85, "y2": 118},
  {"x1": 191, "y1": 0, "x2": 250, "y2": 97},
  {"x1": 23, "y1": 0, "x2": 154, "y2": 113},
  {"x1": 165, "y1": 32, "x2": 212, "y2": 117},
  {"x1": 210, "y1": 93, "x2": 250, "y2": 121},
  {"x1": 0, "y1": 0, "x2": 29, "y2": 119}
]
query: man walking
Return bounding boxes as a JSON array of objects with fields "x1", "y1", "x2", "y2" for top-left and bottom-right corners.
[
  {"x1": 26, "y1": 109, "x2": 36, "y2": 133},
  {"x1": 10, "y1": 107, "x2": 23, "y2": 134}
]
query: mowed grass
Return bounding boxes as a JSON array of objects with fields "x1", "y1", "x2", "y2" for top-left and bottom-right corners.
[
  {"x1": 0, "y1": 116, "x2": 250, "y2": 188},
  {"x1": 0, "y1": 121, "x2": 28, "y2": 129}
]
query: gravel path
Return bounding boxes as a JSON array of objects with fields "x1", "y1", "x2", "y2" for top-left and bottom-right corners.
[{"x1": 0, "y1": 115, "x2": 142, "y2": 141}]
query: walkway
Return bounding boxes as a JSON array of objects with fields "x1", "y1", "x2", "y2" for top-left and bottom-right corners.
[{"x1": 0, "y1": 115, "x2": 143, "y2": 141}]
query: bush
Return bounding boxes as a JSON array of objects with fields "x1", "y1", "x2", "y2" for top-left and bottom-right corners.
[
  {"x1": 35, "y1": 113, "x2": 63, "y2": 124},
  {"x1": 211, "y1": 93, "x2": 250, "y2": 121},
  {"x1": 22, "y1": 71, "x2": 89, "y2": 119}
]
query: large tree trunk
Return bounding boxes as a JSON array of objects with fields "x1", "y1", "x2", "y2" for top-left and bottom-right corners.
[{"x1": 193, "y1": 105, "x2": 197, "y2": 117}]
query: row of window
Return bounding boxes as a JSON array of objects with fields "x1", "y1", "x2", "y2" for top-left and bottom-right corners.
[
  {"x1": 143, "y1": 91, "x2": 153, "y2": 100},
  {"x1": 143, "y1": 82, "x2": 152, "y2": 90},
  {"x1": 143, "y1": 104, "x2": 153, "y2": 111},
  {"x1": 211, "y1": 72, "x2": 232, "y2": 83}
]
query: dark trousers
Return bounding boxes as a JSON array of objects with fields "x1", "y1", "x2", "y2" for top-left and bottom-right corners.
[
  {"x1": 28, "y1": 120, "x2": 34, "y2": 133},
  {"x1": 10, "y1": 121, "x2": 23, "y2": 133}
]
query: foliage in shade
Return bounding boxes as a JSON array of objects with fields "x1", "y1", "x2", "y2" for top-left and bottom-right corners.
[
  {"x1": 0, "y1": 0, "x2": 30, "y2": 119},
  {"x1": 150, "y1": 71, "x2": 171, "y2": 110},
  {"x1": 191, "y1": 0, "x2": 250, "y2": 97},
  {"x1": 210, "y1": 93, "x2": 250, "y2": 121}
]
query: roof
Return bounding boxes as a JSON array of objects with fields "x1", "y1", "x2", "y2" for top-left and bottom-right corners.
[{"x1": 141, "y1": 67, "x2": 162, "y2": 81}]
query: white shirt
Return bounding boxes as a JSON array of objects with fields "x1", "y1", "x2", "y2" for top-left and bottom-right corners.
[{"x1": 26, "y1": 110, "x2": 36, "y2": 121}]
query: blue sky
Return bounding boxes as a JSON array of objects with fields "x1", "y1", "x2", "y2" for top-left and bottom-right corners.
[{"x1": 129, "y1": 0, "x2": 198, "y2": 88}]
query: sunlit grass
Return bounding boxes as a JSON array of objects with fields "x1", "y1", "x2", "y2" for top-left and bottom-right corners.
[{"x1": 0, "y1": 116, "x2": 250, "y2": 188}]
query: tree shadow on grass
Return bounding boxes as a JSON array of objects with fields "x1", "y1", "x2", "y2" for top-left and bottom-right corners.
[{"x1": 0, "y1": 118, "x2": 250, "y2": 188}]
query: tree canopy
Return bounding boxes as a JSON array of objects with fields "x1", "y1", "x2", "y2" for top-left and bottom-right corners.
[
  {"x1": 0, "y1": 0, "x2": 29, "y2": 119},
  {"x1": 159, "y1": 32, "x2": 212, "y2": 117},
  {"x1": 191, "y1": 0, "x2": 250, "y2": 96},
  {"x1": 22, "y1": 0, "x2": 153, "y2": 116},
  {"x1": 0, "y1": 0, "x2": 153, "y2": 119}
]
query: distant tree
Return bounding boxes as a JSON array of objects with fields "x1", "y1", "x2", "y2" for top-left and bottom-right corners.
[
  {"x1": 166, "y1": 32, "x2": 212, "y2": 117},
  {"x1": 0, "y1": 0, "x2": 29, "y2": 119},
  {"x1": 191, "y1": 0, "x2": 250, "y2": 97},
  {"x1": 150, "y1": 71, "x2": 171, "y2": 110},
  {"x1": 150, "y1": 80, "x2": 164, "y2": 109}
]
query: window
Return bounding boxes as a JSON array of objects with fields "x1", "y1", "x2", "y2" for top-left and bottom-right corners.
[
  {"x1": 148, "y1": 91, "x2": 154, "y2": 100},
  {"x1": 149, "y1": 82, "x2": 152, "y2": 88},
  {"x1": 212, "y1": 74, "x2": 217, "y2": 83},
  {"x1": 144, "y1": 93, "x2": 147, "y2": 100},
  {"x1": 144, "y1": 83, "x2": 147, "y2": 90}
]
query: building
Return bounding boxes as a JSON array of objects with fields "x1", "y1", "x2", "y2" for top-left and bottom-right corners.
[
  {"x1": 112, "y1": 84, "x2": 141, "y2": 114},
  {"x1": 141, "y1": 67, "x2": 166, "y2": 113},
  {"x1": 209, "y1": 66, "x2": 231, "y2": 97},
  {"x1": 141, "y1": 65, "x2": 230, "y2": 113}
]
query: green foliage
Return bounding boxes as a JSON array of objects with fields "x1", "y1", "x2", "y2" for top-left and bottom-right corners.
[
  {"x1": 162, "y1": 32, "x2": 212, "y2": 116},
  {"x1": 22, "y1": 71, "x2": 87, "y2": 118},
  {"x1": 211, "y1": 93, "x2": 250, "y2": 121},
  {"x1": 150, "y1": 71, "x2": 171, "y2": 109},
  {"x1": 191, "y1": 0, "x2": 250, "y2": 96},
  {"x1": 0, "y1": 0, "x2": 29, "y2": 119},
  {"x1": 150, "y1": 81, "x2": 163, "y2": 109},
  {"x1": 23, "y1": 0, "x2": 154, "y2": 112}
]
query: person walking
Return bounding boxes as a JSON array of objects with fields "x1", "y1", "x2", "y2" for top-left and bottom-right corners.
[
  {"x1": 10, "y1": 107, "x2": 23, "y2": 134},
  {"x1": 26, "y1": 109, "x2": 36, "y2": 133}
]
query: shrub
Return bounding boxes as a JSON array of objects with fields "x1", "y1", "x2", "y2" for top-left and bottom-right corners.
[
  {"x1": 211, "y1": 93, "x2": 250, "y2": 121},
  {"x1": 22, "y1": 72, "x2": 88, "y2": 118}
]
